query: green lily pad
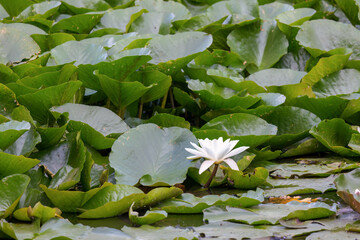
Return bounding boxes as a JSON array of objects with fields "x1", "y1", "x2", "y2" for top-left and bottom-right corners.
[
  {"x1": 17, "y1": 81, "x2": 83, "y2": 124},
  {"x1": 129, "y1": 12, "x2": 174, "y2": 35},
  {"x1": 0, "y1": 174, "x2": 30, "y2": 218},
  {"x1": 266, "y1": 158, "x2": 360, "y2": 178},
  {"x1": 265, "y1": 175, "x2": 336, "y2": 197},
  {"x1": 312, "y1": 69, "x2": 360, "y2": 97},
  {"x1": 335, "y1": 168, "x2": 360, "y2": 213},
  {"x1": 301, "y1": 51, "x2": 352, "y2": 87},
  {"x1": 280, "y1": 137, "x2": 328, "y2": 158},
  {"x1": 0, "y1": 24, "x2": 40, "y2": 65},
  {"x1": 226, "y1": 167, "x2": 269, "y2": 189},
  {"x1": 261, "y1": 106, "x2": 321, "y2": 149},
  {"x1": 121, "y1": 225, "x2": 199, "y2": 240},
  {"x1": 187, "y1": 79, "x2": 260, "y2": 109},
  {"x1": 0, "y1": 152, "x2": 39, "y2": 178},
  {"x1": 100, "y1": 7, "x2": 145, "y2": 32},
  {"x1": 133, "y1": 186, "x2": 183, "y2": 209},
  {"x1": 5, "y1": 126, "x2": 41, "y2": 156},
  {"x1": 200, "y1": 113, "x2": 277, "y2": 147},
  {"x1": 136, "y1": 0, "x2": 190, "y2": 21},
  {"x1": 146, "y1": 31, "x2": 212, "y2": 74},
  {"x1": 98, "y1": 73, "x2": 150, "y2": 109},
  {"x1": 77, "y1": 55, "x2": 151, "y2": 91},
  {"x1": 0, "y1": 120, "x2": 30, "y2": 150},
  {"x1": 246, "y1": 68, "x2": 306, "y2": 88},
  {"x1": 13, "y1": 202, "x2": 61, "y2": 224},
  {"x1": 204, "y1": 201, "x2": 336, "y2": 225},
  {"x1": 129, "y1": 203, "x2": 167, "y2": 225},
  {"x1": 51, "y1": 13, "x2": 103, "y2": 34},
  {"x1": 52, "y1": 103, "x2": 129, "y2": 150},
  {"x1": 61, "y1": 0, "x2": 111, "y2": 14},
  {"x1": 17, "y1": 1, "x2": 61, "y2": 19},
  {"x1": 310, "y1": 118, "x2": 360, "y2": 157},
  {"x1": 227, "y1": 20, "x2": 288, "y2": 72},
  {"x1": 154, "y1": 188, "x2": 264, "y2": 214},
  {"x1": 40, "y1": 183, "x2": 112, "y2": 212},
  {"x1": 78, "y1": 193, "x2": 146, "y2": 219},
  {"x1": 296, "y1": 19, "x2": 360, "y2": 62},
  {"x1": 146, "y1": 114, "x2": 190, "y2": 129},
  {"x1": 49, "y1": 40, "x2": 108, "y2": 66},
  {"x1": 109, "y1": 123, "x2": 197, "y2": 186},
  {"x1": 291, "y1": 96, "x2": 348, "y2": 120}
]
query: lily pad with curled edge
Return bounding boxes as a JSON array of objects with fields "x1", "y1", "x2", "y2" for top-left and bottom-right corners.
[
  {"x1": 204, "y1": 201, "x2": 336, "y2": 225},
  {"x1": 153, "y1": 188, "x2": 264, "y2": 214},
  {"x1": 310, "y1": 118, "x2": 360, "y2": 157},
  {"x1": 40, "y1": 182, "x2": 112, "y2": 213},
  {"x1": 0, "y1": 120, "x2": 30, "y2": 150},
  {"x1": 133, "y1": 186, "x2": 183, "y2": 209},
  {"x1": 335, "y1": 168, "x2": 360, "y2": 213},
  {"x1": 0, "y1": 152, "x2": 39, "y2": 178},
  {"x1": 226, "y1": 167, "x2": 269, "y2": 190},
  {"x1": 265, "y1": 175, "x2": 336, "y2": 198},
  {"x1": 52, "y1": 103, "x2": 129, "y2": 150},
  {"x1": 109, "y1": 123, "x2": 197, "y2": 186},
  {"x1": 200, "y1": 113, "x2": 278, "y2": 147},
  {"x1": 146, "y1": 31, "x2": 213, "y2": 75},
  {"x1": 121, "y1": 225, "x2": 199, "y2": 240},
  {"x1": 0, "y1": 174, "x2": 30, "y2": 218},
  {"x1": 129, "y1": 203, "x2": 167, "y2": 225}
]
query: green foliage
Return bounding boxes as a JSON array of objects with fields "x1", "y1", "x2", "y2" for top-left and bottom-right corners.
[{"x1": 1, "y1": 0, "x2": 360, "y2": 238}]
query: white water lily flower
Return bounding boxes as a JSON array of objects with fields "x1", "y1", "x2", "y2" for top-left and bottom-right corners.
[
  {"x1": 185, "y1": 137, "x2": 249, "y2": 174},
  {"x1": 355, "y1": 189, "x2": 360, "y2": 196}
]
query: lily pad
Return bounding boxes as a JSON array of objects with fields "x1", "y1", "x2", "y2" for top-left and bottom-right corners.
[
  {"x1": 187, "y1": 79, "x2": 260, "y2": 109},
  {"x1": 226, "y1": 167, "x2": 269, "y2": 189},
  {"x1": 0, "y1": 24, "x2": 40, "y2": 65},
  {"x1": 227, "y1": 20, "x2": 288, "y2": 72},
  {"x1": 154, "y1": 189, "x2": 264, "y2": 214},
  {"x1": 310, "y1": 118, "x2": 360, "y2": 157},
  {"x1": 109, "y1": 123, "x2": 197, "y2": 186},
  {"x1": 296, "y1": 19, "x2": 360, "y2": 62},
  {"x1": 129, "y1": 203, "x2": 167, "y2": 225},
  {"x1": 0, "y1": 174, "x2": 30, "y2": 218},
  {"x1": 40, "y1": 183, "x2": 112, "y2": 212},
  {"x1": 335, "y1": 168, "x2": 360, "y2": 213},
  {"x1": 204, "y1": 201, "x2": 336, "y2": 225},
  {"x1": 52, "y1": 103, "x2": 129, "y2": 149},
  {"x1": 0, "y1": 152, "x2": 39, "y2": 178},
  {"x1": 0, "y1": 120, "x2": 30, "y2": 150},
  {"x1": 200, "y1": 113, "x2": 277, "y2": 147}
]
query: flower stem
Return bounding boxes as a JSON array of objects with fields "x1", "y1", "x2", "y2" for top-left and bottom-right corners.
[{"x1": 204, "y1": 164, "x2": 219, "y2": 188}]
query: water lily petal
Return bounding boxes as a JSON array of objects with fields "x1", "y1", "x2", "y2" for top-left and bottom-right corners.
[
  {"x1": 190, "y1": 142, "x2": 210, "y2": 158},
  {"x1": 185, "y1": 148, "x2": 204, "y2": 158},
  {"x1": 199, "y1": 160, "x2": 215, "y2": 174},
  {"x1": 223, "y1": 158, "x2": 239, "y2": 171},
  {"x1": 224, "y1": 146, "x2": 249, "y2": 159}
]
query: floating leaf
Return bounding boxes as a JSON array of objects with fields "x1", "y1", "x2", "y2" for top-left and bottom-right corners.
[
  {"x1": 0, "y1": 24, "x2": 40, "y2": 64},
  {"x1": 154, "y1": 189, "x2": 264, "y2": 214},
  {"x1": 52, "y1": 103, "x2": 129, "y2": 150},
  {"x1": 335, "y1": 168, "x2": 360, "y2": 213},
  {"x1": 204, "y1": 201, "x2": 336, "y2": 225},
  {"x1": 0, "y1": 174, "x2": 30, "y2": 218},
  {"x1": 109, "y1": 123, "x2": 197, "y2": 186},
  {"x1": 227, "y1": 21, "x2": 288, "y2": 72},
  {"x1": 0, "y1": 120, "x2": 30, "y2": 150},
  {"x1": 226, "y1": 167, "x2": 269, "y2": 189},
  {"x1": 129, "y1": 203, "x2": 167, "y2": 225},
  {"x1": 200, "y1": 113, "x2": 277, "y2": 147},
  {"x1": 296, "y1": 19, "x2": 360, "y2": 62},
  {"x1": 310, "y1": 118, "x2": 360, "y2": 157}
]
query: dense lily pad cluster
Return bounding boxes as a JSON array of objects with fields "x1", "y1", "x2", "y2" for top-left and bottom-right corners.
[{"x1": 1, "y1": 0, "x2": 360, "y2": 239}]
